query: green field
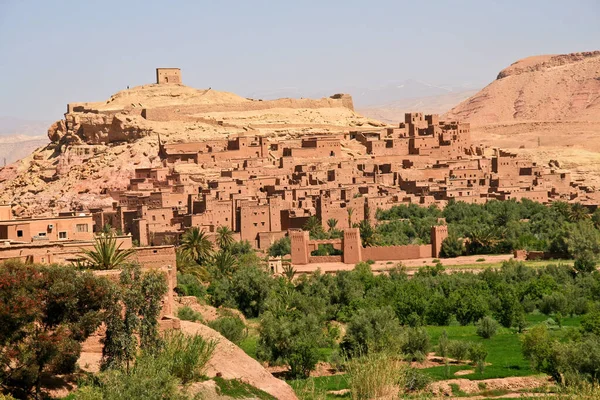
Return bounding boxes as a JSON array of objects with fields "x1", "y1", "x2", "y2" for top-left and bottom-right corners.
[{"x1": 273, "y1": 314, "x2": 582, "y2": 399}]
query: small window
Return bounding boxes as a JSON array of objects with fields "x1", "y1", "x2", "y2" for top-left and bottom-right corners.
[
  {"x1": 59, "y1": 232, "x2": 67, "y2": 239},
  {"x1": 76, "y1": 224, "x2": 89, "y2": 233},
  {"x1": 38, "y1": 232, "x2": 46, "y2": 237},
  {"x1": 17, "y1": 230, "x2": 23, "y2": 237}
]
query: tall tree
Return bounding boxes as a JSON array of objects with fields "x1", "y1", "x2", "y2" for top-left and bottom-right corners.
[
  {"x1": 347, "y1": 207, "x2": 354, "y2": 228},
  {"x1": 180, "y1": 227, "x2": 213, "y2": 265},
  {"x1": 216, "y1": 225, "x2": 235, "y2": 250}
]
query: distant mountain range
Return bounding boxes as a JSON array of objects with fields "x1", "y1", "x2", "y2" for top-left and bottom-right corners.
[
  {"x1": 0, "y1": 117, "x2": 49, "y2": 165},
  {"x1": 247, "y1": 79, "x2": 481, "y2": 108}
]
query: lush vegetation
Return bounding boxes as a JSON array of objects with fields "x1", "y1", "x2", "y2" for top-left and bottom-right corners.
[
  {"x1": 376, "y1": 200, "x2": 600, "y2": 264},
  {"x1": 0, "y1": 260, "x2": 173, "y2": 399}
]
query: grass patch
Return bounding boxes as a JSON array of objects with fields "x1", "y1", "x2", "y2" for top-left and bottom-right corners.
[
  {"x1": 214, "y1": 377, "x2": 276, "y2": 399},
  {"x1": 424, "y1": 325, "x2": 533, "y2": 380},
  {"x1": 449, "y1": 383, "x2": 469, "y2": 396},
  {"x1": 238, "y1": 334, "x2": 259, "y2": 360},
  {"x1": 430, "y1": 258, "x2": 575, "y2": 271},
  {"x1": 288, "y1": 374, "x2": 350, "y2": 398}
]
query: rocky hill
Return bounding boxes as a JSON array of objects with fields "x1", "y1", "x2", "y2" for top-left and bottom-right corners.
[
  {"x1": 444, "y1": 51, "x2": 600, "y2": 187},
  {"x1": 0, "y1": 83, "x2": 383, "y2": 216},
  {"x1": 446, "y1": 51, "x2": 600, "y2": 123}
]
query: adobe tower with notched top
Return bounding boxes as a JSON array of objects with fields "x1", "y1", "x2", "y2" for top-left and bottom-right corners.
[{"x1": 156, "y1": 68, "x2": 181, "y2": 84}]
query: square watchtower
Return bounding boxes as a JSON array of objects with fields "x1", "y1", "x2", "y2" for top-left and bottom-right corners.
[{"x1": 156, "y1": 68, "x2": 181, "y2": 84}]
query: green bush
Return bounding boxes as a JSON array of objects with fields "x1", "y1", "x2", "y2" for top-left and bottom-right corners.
[
  {"x1": 440, "y1": 234, "x2": 464, "y2": 258},
  {"x1": 340, "y1": 307, "x2": 403, "y2": 357},
  {"x1": 401, "y1": 327, "x2": 430, "y2": 362},
  {"x1": 447, "y1": 340, "x2": 471, "y2": 363},
  {"x1": 177, "y1": 306, "x2": 203, "y2": 322},
  {"x1": 268, "y1": 237, "x2": 291, "y2": 257},
  {"x1": 582, "y1": 311, "x2": 600, "y2": 336},
  {"x1": 437, "y1": 330, "x2": 450, "y2": 358},
  {"x1": 476, "y1": 316, "x2": 499, "y2": 339},
  {"x1": 208, "y1": 314, "x2": 247, "y2": 344},
  {"x1": 176, "y1": 272, "x2": 206, "y2": 299},
  {"x1": 468, "y1": 342, "x2": 488, "y2": 374},
  {"x1": 161, "y1": 330, "x2": 216, "y2": 384},
  {"x1": 75, "y1": 353, "x2": 185, "y2": 400},
  {"x1": 74, "y1": 332, "x2": 215, "y2": 399}
]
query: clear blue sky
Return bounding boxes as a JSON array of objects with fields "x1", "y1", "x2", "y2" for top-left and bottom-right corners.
[{"x1": 0, "y1": 0, "x2": 598, "y2": 121}]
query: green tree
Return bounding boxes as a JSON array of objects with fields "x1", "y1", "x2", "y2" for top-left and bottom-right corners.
[
  {"x1": 216, "y1": 225, "x2": 235, "y2": 250},
  {"x1": 81, "y1": 235, "x2": 136, "y2": 270},
  {"x1": 180, "y1": 227, "x2": 213, "y2": 265},
  {"x1": 304, "y1": 216, "x2": 325, "y2": 239},
  {"x1": 102, "y1": 264, "x2": 168, "y2": 371},
  {"x1": 569, "y1": 203, "x2": 589, "y2": 222},
  {"x1": 268, "y1": 236, "x2": 291, "y2": 257},
  {"x1": 567, "y1": 221, "x2": 600, "y2": 273},
  {"x1": 175, "y1": 248, "x2": 209, "y2": 281},
  {"x1": 347, "y1": 207, "x2": 354, "y2": 228},
  {"x1": 340, "y1": 307, "x2": 403, "y2": 357},
  {"x1": 440, "y1": 233, "x2": 464, "y2": 258},
  {"x1": 359, "y1": 220, "x2": 378, "y2": 247},
  {"x1": 0, "y1": 261, "x2": 112, "y2": 399},
  {"x1": 211, "y1": 250, "x2": 238, "y2": 279}
]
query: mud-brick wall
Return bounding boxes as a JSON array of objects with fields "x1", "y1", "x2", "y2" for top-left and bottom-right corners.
[
  {"x1": 309, "y1": 255, "x2": 343, "y2": 263},
  {"x1": 361, "y1": 244, "x2": 432, "y2": 261}
]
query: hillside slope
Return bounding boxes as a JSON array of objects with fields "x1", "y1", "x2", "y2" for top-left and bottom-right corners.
[
  {"x1": 445, "y1": 51, "x2": 600, "y2": 187},
  {"x1": 446, "y1": 51, "x2": 600, "y2": 123},
  {"x1": 0, "y1": 83, "x2": 383, "y2": 215}
]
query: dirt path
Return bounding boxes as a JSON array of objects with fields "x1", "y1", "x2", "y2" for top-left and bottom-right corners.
[
  {"x1": 294, "y1": 254, "x2": 514, "y2": 275},
  {"x1": 431, "y1": 376, "x2": 551, "y2": 397}
]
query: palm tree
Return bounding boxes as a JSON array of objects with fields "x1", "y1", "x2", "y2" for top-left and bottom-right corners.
[
  {"x1": 180, "y1": 227, "x2": 213, "y2": 265},
  {"x1": 282, "y1": 264, "x2": 296, "y2": 281},
  {"x1": 327, "y1": 218, "x2": 338, "y2": 232},
  {"x1": 359, "y1": 220, "x2": 378, "y2": 247},
  {"x1": 216, "y1": 225, "x2": 235, "y2": 250},
  {"x1": 569, "y1": 203, "x2": 589, "y2": 222},
  {"x1": 347, "y1": 207, "x2": 354, "y2": 228},
  {"x1": 81, "y1": 235, "x2": 136, "y2": 270},
  {"x1": 176, "y1": 248, "x2": 210, "y2": 281},
  {"x1": 212, "y1": 250, "x2": 237, "y2": 278},
  {"x1": 303, "y1": 216, "x2": 321, "y2": 233}
]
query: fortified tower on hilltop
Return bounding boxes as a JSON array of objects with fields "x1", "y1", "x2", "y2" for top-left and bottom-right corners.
[{"x1": 156, "y1": 68, "x2": 182, "y2": 84}]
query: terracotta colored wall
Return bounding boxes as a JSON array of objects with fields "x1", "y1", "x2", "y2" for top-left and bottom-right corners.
[
  {"x1": 361, "y1": 244, "x2": 433, "y2": 261},
  {"x1": 309, "y1": 255, "x2": 343, "y2": 263}
]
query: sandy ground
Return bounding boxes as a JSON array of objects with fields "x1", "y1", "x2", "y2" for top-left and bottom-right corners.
[{"x1": 431, "y1": 376, "x2": 550, "y2": 397}]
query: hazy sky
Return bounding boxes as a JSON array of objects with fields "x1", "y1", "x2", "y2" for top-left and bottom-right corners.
[{"x1": 0, "y1": 0, "x2": 599, "y2": 121}]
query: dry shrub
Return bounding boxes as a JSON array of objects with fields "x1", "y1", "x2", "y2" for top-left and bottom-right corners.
[{"x1": 345, "y1": 352, "x2": 406, "y2": 400}]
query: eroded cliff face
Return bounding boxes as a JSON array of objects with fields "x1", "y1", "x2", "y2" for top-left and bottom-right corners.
[
  {"x1": 48, "y1": 113, "x2": 155, "y2": 145},
  {"x1": 496, "y1": 51, "x2": 600, "y2": 79},
  {"x1": 446, "y1": 51, "x2": 600, "y2": 124},
  {"x1": 2, "y1": 84, "x2": 379, "y2": 216}
]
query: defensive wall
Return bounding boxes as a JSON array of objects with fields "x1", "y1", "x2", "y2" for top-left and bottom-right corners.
[{"x1": 290, "y1": 225, "x2": 448, "y2": 265}]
